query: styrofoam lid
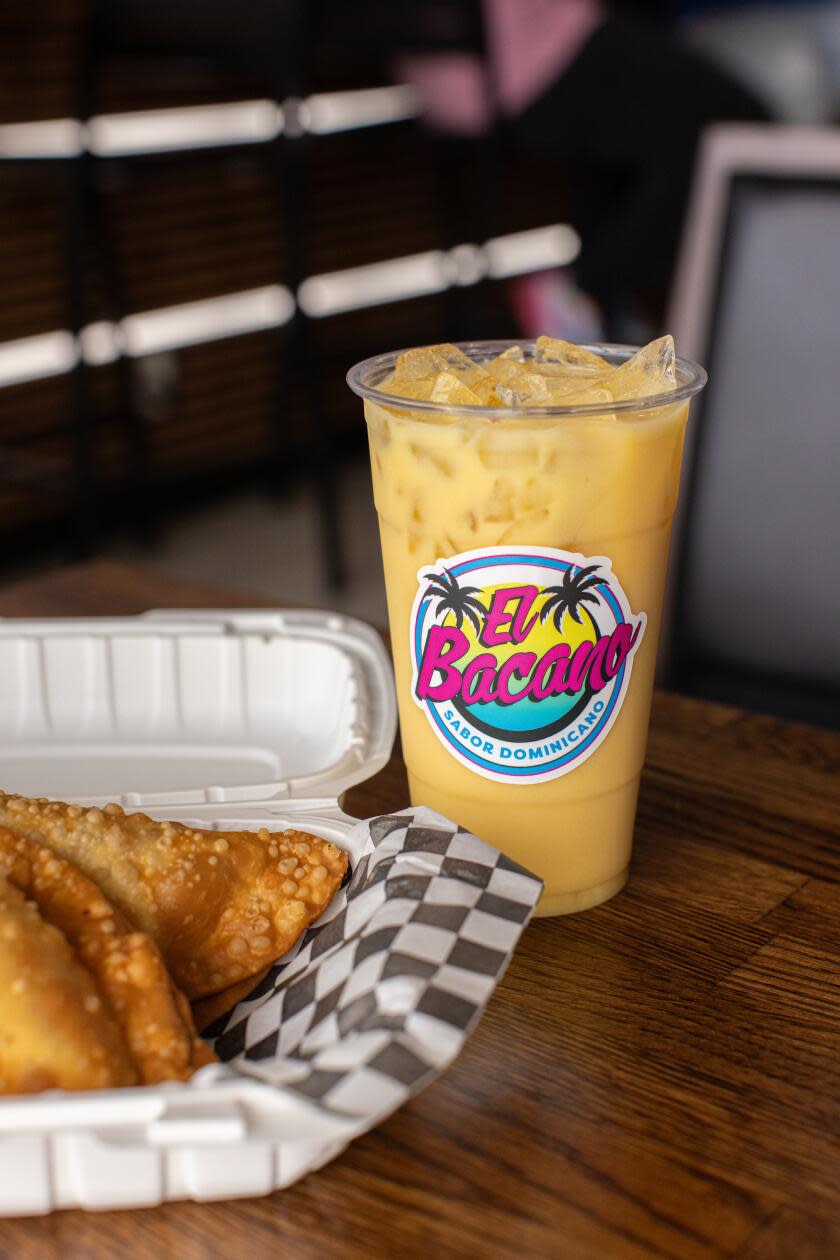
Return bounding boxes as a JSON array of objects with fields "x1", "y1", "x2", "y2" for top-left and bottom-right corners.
[{"x1": 0, "y1": 609, "x2": 396, "y2": 808}]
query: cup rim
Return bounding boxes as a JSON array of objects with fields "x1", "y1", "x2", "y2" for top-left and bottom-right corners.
[{"x1": 347, "y1": 339, "x2": 707, "y2": 419}]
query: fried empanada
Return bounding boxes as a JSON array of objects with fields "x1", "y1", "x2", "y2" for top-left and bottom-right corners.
[
  {"x1": 0, "y1": 878, "x2": 137, "y2": 1094},
  {"x1": 192, "y1": 965, "x2": 272, "y2": 1033},
  {"x1": 0, "y1": 828, "x2": 214, "y2": 1085},
  {"x1": 0, "y1": 791, "x2": 348, "y2": 999}
]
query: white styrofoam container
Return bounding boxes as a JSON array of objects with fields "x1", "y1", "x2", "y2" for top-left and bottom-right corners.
[{"x1": 0, "y1": 608, "x2": 397, "y2": 1215}]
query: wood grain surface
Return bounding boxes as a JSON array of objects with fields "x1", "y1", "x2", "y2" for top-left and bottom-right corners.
[{"x1": 0, "y1": 560, "x2": 838, "y2": 1259}]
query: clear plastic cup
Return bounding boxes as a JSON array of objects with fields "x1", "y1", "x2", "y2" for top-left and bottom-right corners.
[{"x1": 348, "y1": 341, "x2": 706, "y2": 915}]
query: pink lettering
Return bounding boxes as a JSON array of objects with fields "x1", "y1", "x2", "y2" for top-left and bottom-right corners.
[
  {"x1": 415, "y1": 626, "x2": 468, "y2": 702},
  {"x1": 461, "y1": 653, "x2": 499, "y2": 704},
  {"x1": 563, "y1": 641, "x2": 593, "y2": 693},
  {"x1": 416, "y1": 615, "x2": 644, "y2": 709},
  {"x1": 480, "y1": 590, "x2": 516, "y2": 647},
  {"x1": 495, "y1": 652, "x2": 537, "y2": 705},
  {"x1": 530, "y1": 643, "x2": 572, "y2": 700},
  {"x1": 510, "y1": 587, "x2": 541, "y2": 643},
  {"x1": 584, "y1": 637, "x2": 610, "y2": 691},
  {"x1": 480, "y1": 586, "x2": 541, "y2": 647},
  {"x1": 588, "y1": 621, "x2": 643, "y2": 689}
]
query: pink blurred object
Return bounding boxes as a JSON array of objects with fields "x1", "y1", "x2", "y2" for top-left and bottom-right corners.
[
  {"x1": 510, "y1": 269, "x2": 605, "y2": 343},
  {"x1": 397, "y1": 52, "x2": 494, "y2": 135},
  {"x1": 398, "y1": 0, "x2": 604, "y2": 135},
  {"x1": 486, "y1": 0, "x2": 604, "y2": 115}
]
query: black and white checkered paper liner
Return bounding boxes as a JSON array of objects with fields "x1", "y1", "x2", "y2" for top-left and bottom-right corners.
[{"x1": 207, "y1": 807, "x2": 542, "y2": 1121}]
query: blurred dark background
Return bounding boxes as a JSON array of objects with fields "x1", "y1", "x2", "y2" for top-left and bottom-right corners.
[
  {"x1": 0, "y1": 0, "x2": 838, "y2": 724},
  {"x1": 0, "y1": 0, "x2": 540, "y2": 578}
]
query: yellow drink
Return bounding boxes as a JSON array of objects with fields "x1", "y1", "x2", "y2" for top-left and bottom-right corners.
[{"x1": 348, "y1": 340, "x2": 706, "y2": 914}]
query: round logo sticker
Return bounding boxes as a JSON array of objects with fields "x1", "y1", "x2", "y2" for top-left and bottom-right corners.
[{"x1": 410, "y1": 545, "x2": 646, "y2": 782}]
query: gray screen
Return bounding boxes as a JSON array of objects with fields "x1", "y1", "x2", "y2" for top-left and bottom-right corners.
[{"x1": 681, "y1": 179, "x2": 840, "y2": 685}]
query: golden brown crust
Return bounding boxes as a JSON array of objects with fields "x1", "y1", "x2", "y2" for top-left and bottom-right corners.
[
  {"x1": 0, "y1": 878, "x2": 137, "y2": 1094},
  {"x1": 0, "y1": 791, "x2": 349, "y2": 999},
  {"x1": 0, "y1": 828, "x2": 215, "y2": 1085}
]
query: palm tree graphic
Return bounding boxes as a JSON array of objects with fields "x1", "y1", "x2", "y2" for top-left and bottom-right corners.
[
  {"x1": 423, "y1": 567, "x2": 486, "y2": 634},
  {"x1": 540, "y1": 563, "x2": 604, "y2": 631}
]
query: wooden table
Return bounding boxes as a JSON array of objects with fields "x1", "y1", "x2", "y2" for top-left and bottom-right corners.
[{"x1": 0, "y1": 560, "x2": 838, "y2": 1260}]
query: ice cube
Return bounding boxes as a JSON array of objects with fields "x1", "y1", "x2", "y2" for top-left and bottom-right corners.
[
  {"x1": 409, "y1": 442, "x2": 453, "y2": 478},
  {"x1": 430, "y1": 371, "x2": 484, "y2": 406},
  {"x1": 544, "y1": 384, "x2": 614, "y2": 409},
  {"x1": 534, "y1": 337, "x2": 609, "y2": 374},
  {"x1": 483, "y1": 481, "x2": 515, "y2": 522},
  {"x1": 478, "y1": 432, "x2": 541, "y2": 471},
  {"x1": 383, "y1": 372, "x2": 436, "y2": 402},
  {"x1": 391, "y1": 344, "x2": 498, "y2": 405},
  {"x1": 521, "y1": 478, "x2": 552, "y2": 513},
  {"x1": 470, "y1": 373, "x2": 505, "y2": 405},
  {"x1": 393, "y1": 343, "x2": 476, "y2": 381},
  {"x1": 608, "y1": 335, "x2": 676, "y2": 401},
  {"x1": 485, "y1": 358, "x2": 551, "y2": 406}
]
